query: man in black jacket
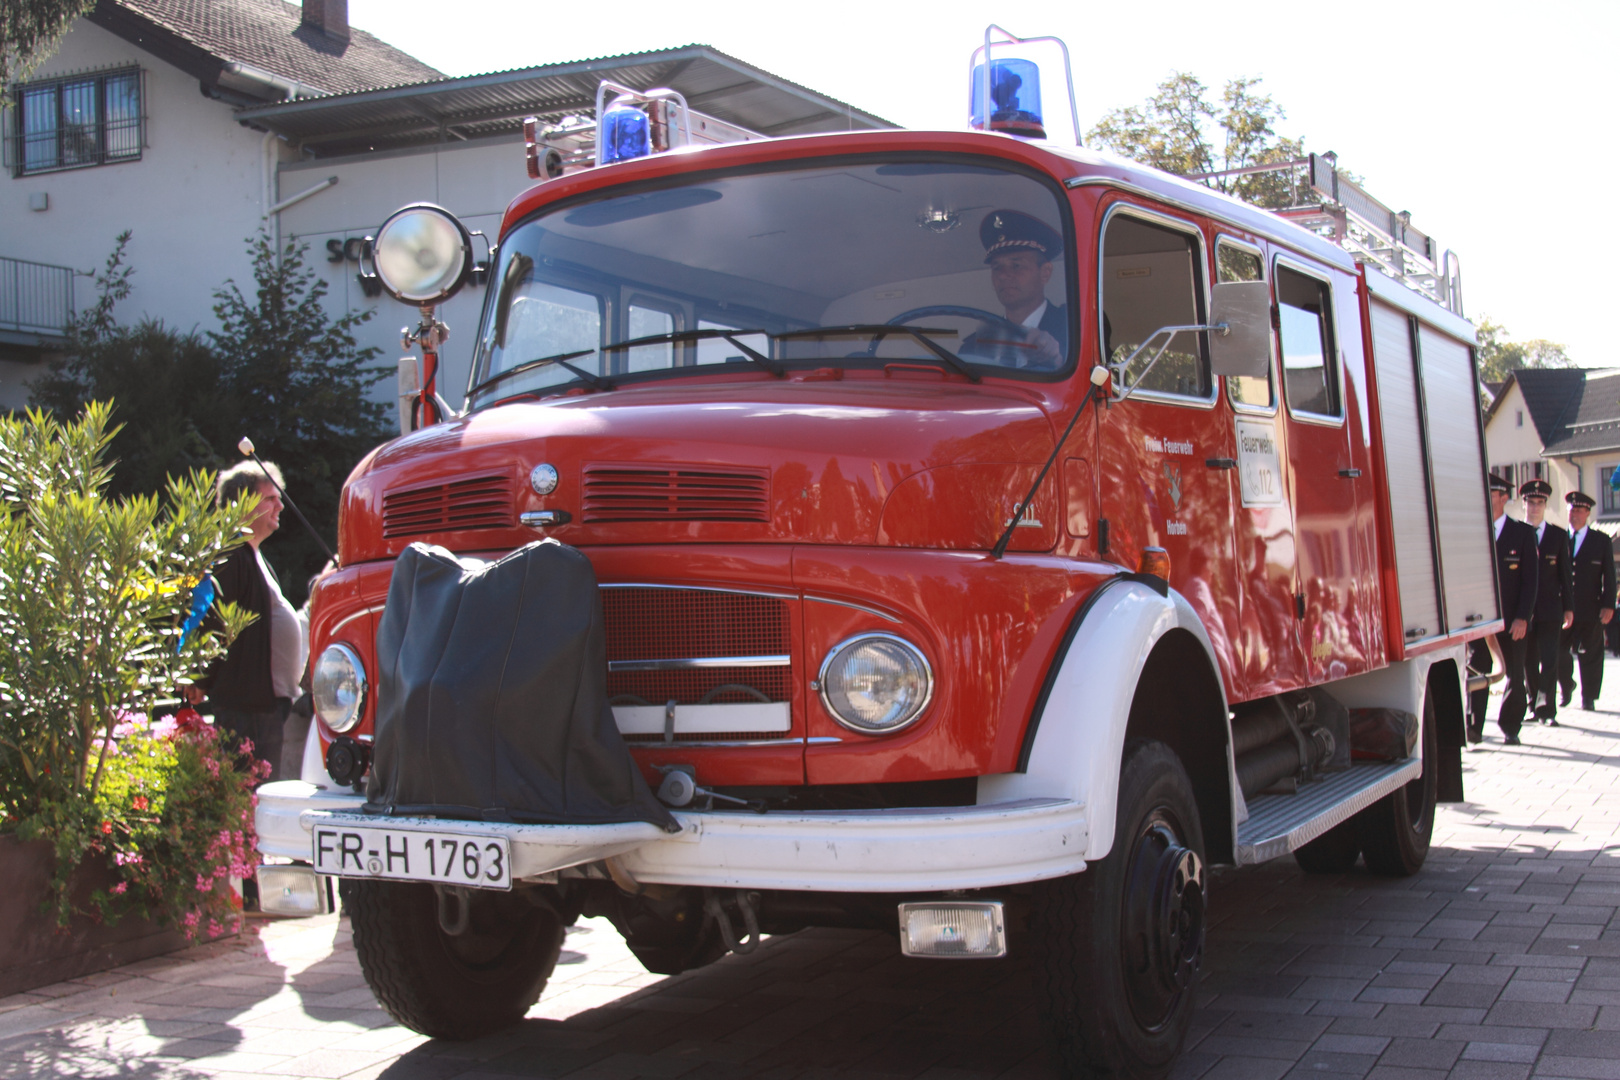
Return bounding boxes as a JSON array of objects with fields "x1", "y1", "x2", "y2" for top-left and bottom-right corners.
[
  {"x1": 1559, "y1": 490, "x2": 1615, "y2": 710},
  {"x1": 961, "y1": 209, "x2": 1069, "y2": 369},
  {"x1": 1520, "y1": 479, "x2": 1574, "y2": 726},
  {"x1": 1471, "y1": 473, "x2": 1538, "y2": 744}
]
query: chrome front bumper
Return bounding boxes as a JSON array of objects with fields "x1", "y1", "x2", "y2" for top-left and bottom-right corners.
[{"x1": 255, "y1": 781, "x2": 1091, "y2": 893}]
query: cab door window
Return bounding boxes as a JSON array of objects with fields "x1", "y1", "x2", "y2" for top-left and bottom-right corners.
[
  {"x1": 1101, "y1": 210, "x2": 1210, "y2": 400},
  {"x1": 625, "y1": 298, "x2": 682, "y2": 373},
  {"x1": 1217, "y1": 241, "x2": 1272, "y2": 409},
  {"x1": 1276, "y1": 265, "x2": 1340, "y2": 418}
]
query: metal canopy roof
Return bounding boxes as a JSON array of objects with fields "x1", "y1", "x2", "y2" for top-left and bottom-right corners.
[{"x1": 235, "y1": 45, "x2": 895, "y2": 157}]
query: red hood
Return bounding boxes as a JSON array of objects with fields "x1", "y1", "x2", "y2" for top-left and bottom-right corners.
[{"x1": 339, "y1": 375, "x2": 1063, "y2": 563}]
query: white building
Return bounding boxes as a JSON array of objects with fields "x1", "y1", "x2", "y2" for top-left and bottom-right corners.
[
  {"x1": 1484, "y1": 367, "x2": 1620, "y2": 530},
  {"x1": 2, "y1": 0, "x2": 891, "y2": 413}
]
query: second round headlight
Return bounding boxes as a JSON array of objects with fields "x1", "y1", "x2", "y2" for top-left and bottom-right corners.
[
  {"x1": 312, "y1": 642, "x2": 367, "y2": 733},
  {"x1": 819, "y1": 634, "x2": 933, "y2": 735}
]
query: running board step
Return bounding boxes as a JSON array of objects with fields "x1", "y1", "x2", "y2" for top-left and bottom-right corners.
[{"x1": 1234, "y1": 759, "x2": 1421, "y2": 865}]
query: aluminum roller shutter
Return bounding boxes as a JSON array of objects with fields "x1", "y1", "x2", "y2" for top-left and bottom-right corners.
[
  {"x1": 1368, "y1": 300, "x2": 1440, "y2": 641},
  {"x1": 1418, "y1": 325, "x2": 1497, "y2": 632}
]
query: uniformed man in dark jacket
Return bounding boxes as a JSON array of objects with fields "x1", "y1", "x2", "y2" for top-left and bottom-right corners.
[
  {"x1": 1470, "y1": 473, "x2": 1538, "y2": 744},
  {"x1": 1520, "y1": 479, "x2": 1574, "y2": 725},
  {"x1": 1559, "y1": 490, "x2": 1615, "y2": 710}
]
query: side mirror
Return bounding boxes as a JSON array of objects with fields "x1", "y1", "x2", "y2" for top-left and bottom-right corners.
[{"x1": 1207, "y1": 281, "x2": 1271, "y2": 379}]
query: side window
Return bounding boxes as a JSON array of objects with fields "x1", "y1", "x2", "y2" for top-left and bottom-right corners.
[
  {"x1": 1102, "y1": 212, "x2": 1209, "y2": 399},
  {"x1": 504, "y1": 280, "x2": 601, "y2": 364},
  {"x1": 1275, "y1": 265, "x2": 1340, "y2": 417},
  {"x1": 10, "y1": 68, "x2": 142, "y2": 176},
  {"x1": 1217, "y1": 242, "x2": 1271, "y2": 409}
]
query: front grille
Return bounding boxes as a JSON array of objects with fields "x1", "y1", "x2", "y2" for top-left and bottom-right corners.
[
  {"x1": 601, "y1": 587, "x2": 791, "y2": 712},
  {"x1": 583, "y1": 463, "x2": 769, "y2": 523},
  {"x1": 382, "y1": 474, "x2": 512, "y2": 538}
]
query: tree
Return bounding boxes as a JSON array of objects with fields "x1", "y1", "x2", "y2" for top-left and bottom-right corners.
[
  {"x1": 31, "y1": 233, "x2": 235, "y2": 496},
  {"x1": 1, "y1": 0, "x2": 96, "y2": 109},
  {"x1": 208, "y1": 229, "x2": 391, "y2": 603},
  {"x1": 1088, "y1": 73, "x2": 1307, "y2": 209},
  {"x1": 1474, "y1": 316, "x2": 1574, "y2": 384}
]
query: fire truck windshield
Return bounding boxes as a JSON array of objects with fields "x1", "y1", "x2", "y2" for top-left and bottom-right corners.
[{"x1": 468, "y1": 158, "x2": 1074, "y2": 406}]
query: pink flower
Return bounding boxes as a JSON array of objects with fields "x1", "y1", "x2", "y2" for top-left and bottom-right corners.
[
  {"x1": 182, "y1": 911, "x2": 199, "y2": 929},
  {"x1": 111, "y1": 882, "x2": 128, "y2": 895},
  {"x1": 196, "y1": 874, "x2": 212, "y2": 893},
  {"x1": 114, "y1": 852, "x2": 143, "y2": 866}
]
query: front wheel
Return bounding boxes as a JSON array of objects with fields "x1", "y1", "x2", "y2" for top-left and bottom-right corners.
[
  {"x1": 1031, "y1": 740, "x2": 1207, "y2": 1079},
  {"x1": 341, "y1": 879, "x2": 565, "y2": 1040}
]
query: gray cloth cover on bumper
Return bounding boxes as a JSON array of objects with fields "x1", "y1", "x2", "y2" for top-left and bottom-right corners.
[{"x1": 365, "y1": 540, "x2": 676, "y2": 831}]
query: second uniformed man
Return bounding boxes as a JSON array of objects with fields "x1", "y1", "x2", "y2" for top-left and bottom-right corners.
[
  {"x1": 1472, "y1": 473, "x2": 1539, "y2": 744},
  {"x1": 1520, "y1": 479, "x2": 1574, "y2": 725}
]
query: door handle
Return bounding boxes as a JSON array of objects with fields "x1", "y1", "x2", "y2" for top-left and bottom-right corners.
[
  {"x1": 1205, "y1": 457, "x2": 1237, "y2": 470},
  {"x1": 1338, "y1": 468, "x2": 1362, "y2": 479}
]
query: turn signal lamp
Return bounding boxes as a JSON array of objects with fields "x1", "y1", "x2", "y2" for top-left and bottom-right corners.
[
  {"x1": 1138, "y1": 546, "x2": 1171, "y2": 582},
  {"x1": 969, "y1": 58, "x2": 1046, "y2": 139},
  {"x1": 256, "y1": 865, "x2": 333, "y2": 916},
  {"x1": 601, "y1": 95, "x2": 651, "y2": 163},
  {"x1": 371, "y1": 203, "x2": 472, "y2": 305}
]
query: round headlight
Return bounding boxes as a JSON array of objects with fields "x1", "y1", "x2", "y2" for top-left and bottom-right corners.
[
  {"x1": 371, "y1": 203, "x2": 472, "y2": 305},
  {"x1": 312, "y1": 642, "x2": 367, "y2": 733},
  {"x1": 818, "y1": 633, "x2": 934, "y2": 735}
]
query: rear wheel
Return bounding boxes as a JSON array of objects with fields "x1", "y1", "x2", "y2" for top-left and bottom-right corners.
[
  {"x1": 1293, "y1": 820, "x2": 1361, "y2": 874},
  {"x1": 1031, "y1": 741, "x2": 1206, "y2": 1079},
  {"x1": 1356, "y1": 692, "x2": 1437, "y2": 877},
  {"x1": 341, "y1": 879, "x2": 565, "y2": 1040}
]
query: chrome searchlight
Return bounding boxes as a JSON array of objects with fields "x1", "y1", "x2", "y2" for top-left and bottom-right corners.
[
  {"x1": 898, "y1": 901, "x2": 1008, "y2": 958},
  {"x1": 370, "y1": 203, "x2": 472, "y2": 305}
]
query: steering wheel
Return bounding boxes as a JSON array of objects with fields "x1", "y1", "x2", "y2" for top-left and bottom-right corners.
[{"x1": 865, "y1": 304, "x2": 1025, "y2": 358}]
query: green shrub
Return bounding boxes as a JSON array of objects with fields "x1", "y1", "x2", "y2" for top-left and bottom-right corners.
[{"x1": 0, "y1": 402, "x2": 256, "y2": 926}]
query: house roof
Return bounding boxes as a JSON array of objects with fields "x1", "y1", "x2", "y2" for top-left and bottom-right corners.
[
  {"x1": 1489, "y1": 367, "x2": 1620, "y2": 457},
  {"x1": 89, "y1": 0, "x2": 444, "y2": 100},
  {"x1": 233, "y1": 44, "x2": 895, "y2": 158}
]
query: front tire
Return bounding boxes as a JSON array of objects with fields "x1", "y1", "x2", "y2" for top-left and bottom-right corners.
[
  {"x1": 1356, "y1": 692, "x2": 1437, "y2": 877},
  {"x1": 1293, "y1": 819, "x2": 1361, "y2": 874},
  {"x1": 1031, "y1": 741, "x2": 1207, "y2": 1079},
  {"x1": 341, "y1": 879, "x2": 565, "y2": 1040}
]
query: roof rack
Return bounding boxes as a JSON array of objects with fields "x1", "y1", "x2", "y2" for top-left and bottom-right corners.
[{"x1": 1189, "y1": 152, "x2": 1464, "y2": 317}]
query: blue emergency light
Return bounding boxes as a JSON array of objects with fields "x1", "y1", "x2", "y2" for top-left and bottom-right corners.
[
  {"x1": 970, "y1": 58, "x2": 1046, "y2": 140},
  {"x1": 601, "y1": 96, "x2": 651, "y2": 163}
]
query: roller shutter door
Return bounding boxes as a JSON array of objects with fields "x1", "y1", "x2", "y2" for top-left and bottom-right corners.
[{"x1": 1418, "y1": 326, "x2": 1496, "y2": 632}]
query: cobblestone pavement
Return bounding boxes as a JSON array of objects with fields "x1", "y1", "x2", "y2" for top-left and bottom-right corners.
[{"x1": 3, "y1": 672, "x2": 1617, "y2": 1080}]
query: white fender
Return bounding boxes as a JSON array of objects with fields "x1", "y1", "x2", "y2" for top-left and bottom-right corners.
[{"x1": 977, "y1": 577, "x2": 1227, "y2": 861}]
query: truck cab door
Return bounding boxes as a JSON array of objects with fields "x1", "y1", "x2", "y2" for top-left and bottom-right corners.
[
  {"x1": 1273, "y1": 257, "x2": 1379, "y2": 681},
  {"x1": 1093, "y1": 201, "x2": 1243, "y2": 686}
]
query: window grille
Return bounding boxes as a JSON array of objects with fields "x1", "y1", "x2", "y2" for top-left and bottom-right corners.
[{"x1": 5, "y1": 67, "x2": 144, "y2": 176}]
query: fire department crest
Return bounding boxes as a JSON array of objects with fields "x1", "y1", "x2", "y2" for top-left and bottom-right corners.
[{"x1": 1163, "y1": 461, "x2": 1183, "y2": 511}]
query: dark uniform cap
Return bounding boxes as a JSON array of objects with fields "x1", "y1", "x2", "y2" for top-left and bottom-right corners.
[
  {"x1": 1519, "y1": 478, "x2": 1553, "y2": 499},
  {"x1": 1488, "y1": 473, "x2": 1513, "y2": 494},
  {"x1": 1567, "y1": 490, "x2": 1596, "y2": 509},
  {"x1": 981, "y1": 210, "x2": 1061, "y2": 263}
]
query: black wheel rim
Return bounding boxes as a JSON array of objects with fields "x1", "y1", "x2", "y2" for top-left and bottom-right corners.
[{"x1": 1119, "y1": 811, "x2": 1206, "y2": 1031}]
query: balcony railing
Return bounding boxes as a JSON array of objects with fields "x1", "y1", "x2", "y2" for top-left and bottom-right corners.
[{"x1": 0, "y1": 255, "x2": 75, "y2": 340}]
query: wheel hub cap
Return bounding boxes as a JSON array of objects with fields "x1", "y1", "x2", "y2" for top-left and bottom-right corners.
[{"x1": 1121, "y1": 819, "x2": 1206, "y2": 1028}]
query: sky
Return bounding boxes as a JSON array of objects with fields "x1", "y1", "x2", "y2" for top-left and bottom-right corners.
[{"x1": 348, "y1": 0, "x2": 1616, "y2": 364}]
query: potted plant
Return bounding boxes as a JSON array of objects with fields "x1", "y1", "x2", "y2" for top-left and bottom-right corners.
[{"x1": 0, "y1": 403, "x2": 257, "y2": 994}]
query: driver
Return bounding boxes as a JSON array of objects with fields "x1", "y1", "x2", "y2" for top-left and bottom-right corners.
[{"x1": 962, "y1": 209, "x2": 1068, "y2": 369}]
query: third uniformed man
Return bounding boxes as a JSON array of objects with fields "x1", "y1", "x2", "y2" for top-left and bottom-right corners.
[
  {"x1": 1559, "y1": 489, "x2": 1615, "y2": 711},
  {"x1": 1520, "y1": 479, "x2": 1574, "y2": 726}
]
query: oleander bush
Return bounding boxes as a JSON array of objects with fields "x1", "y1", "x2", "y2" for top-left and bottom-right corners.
[{"x1": 0, "y1": 403, "x2": 259, "y2": 928}]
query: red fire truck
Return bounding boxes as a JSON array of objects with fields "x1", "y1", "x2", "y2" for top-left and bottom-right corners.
[{"x1": 255, "y1": 34, "x2": 1492, "y2": 1078}]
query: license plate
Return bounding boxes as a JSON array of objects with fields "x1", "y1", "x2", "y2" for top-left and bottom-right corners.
[{"x1": 311, "y1": 824, "x2": 512, "y2": 890}]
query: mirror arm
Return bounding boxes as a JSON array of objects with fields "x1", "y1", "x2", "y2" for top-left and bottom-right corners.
[{"x1": 1110, "y1": 322, "x2": 1226, "y2": 403}]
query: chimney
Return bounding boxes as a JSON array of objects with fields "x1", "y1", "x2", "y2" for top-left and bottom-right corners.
[{"x1": 301, "y1": 0, "x2": 350, "y2": 42}]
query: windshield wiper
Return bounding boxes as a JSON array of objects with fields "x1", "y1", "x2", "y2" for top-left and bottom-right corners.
[
  {"x1": 468, "y1": 348, "x2": 603, "y2": 399},
  {"x1": 601, "y1": 328, "x2": 782, "y2": 377},
  {"x1": 771, "y1": 325, "x2": 981, "y2": 384}
]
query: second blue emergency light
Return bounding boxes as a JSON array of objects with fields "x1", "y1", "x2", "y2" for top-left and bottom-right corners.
[
  {"x1": 601, "y1": 96, "x2": 651, "y2": 163},
  {"x1": 970, "y1": 58, "x2": 1046, "y2": 140}
]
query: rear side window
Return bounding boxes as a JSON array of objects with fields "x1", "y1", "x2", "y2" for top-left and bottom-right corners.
[
  {"x1": 1102, "y1": 212, "x2": 1209, "y2": 399},
  {"x1": 1276, "y1": 265, "x2": 1339, "y2": 417}
]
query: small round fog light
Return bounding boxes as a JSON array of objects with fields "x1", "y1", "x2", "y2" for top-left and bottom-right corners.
[{"x1": 818, "y1": 633, "x2": 933, "y2": 735}]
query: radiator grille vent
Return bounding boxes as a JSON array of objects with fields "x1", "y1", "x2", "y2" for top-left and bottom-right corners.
[
  {"x1": 601, "y1": 587, "x2": 791, "y2": 708},
  {"x1": 382, "y1": 474, "x2": 512, "y2": 538},
  {"x1": 583, "y1": 464, "x2": 769, "y2": 523}
]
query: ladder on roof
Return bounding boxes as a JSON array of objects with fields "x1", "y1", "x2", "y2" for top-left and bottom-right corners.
[{"x1": 1189, "y1": 152, "x2": 1464, "y2": 318}]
